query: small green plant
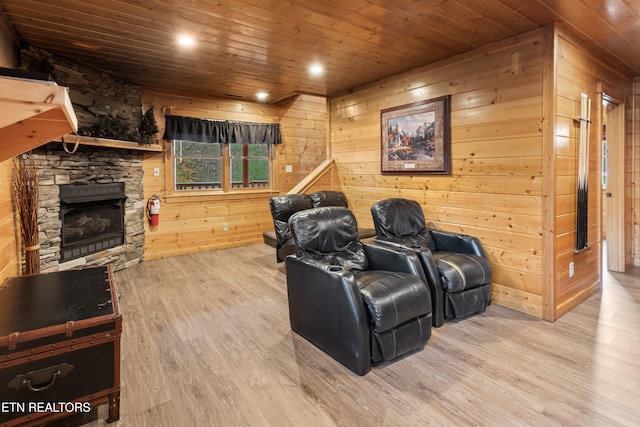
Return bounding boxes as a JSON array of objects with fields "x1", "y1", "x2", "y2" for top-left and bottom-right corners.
[
  {"x1": 78, "y1": 115, "x2": 137, "y2": 141},
  {"x1": 138, "y1": 108, "x2": 159, "y2": 144}
]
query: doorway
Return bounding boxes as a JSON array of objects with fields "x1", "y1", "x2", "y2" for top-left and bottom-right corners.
[{"x1": 601, "y1": 95, "x2": 626, "y2": 272}]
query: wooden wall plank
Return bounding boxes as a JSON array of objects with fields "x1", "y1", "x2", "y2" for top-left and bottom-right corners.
[
  {"x1": 0, "y1": 28, "x2": 19, "y2": 283},
  {"x1": 0, "y1": 157, "x2": 19, "y2": 281},
  {"x1": 452, "y1": 136, "x2": 543, "y2": 159},
  {"x1": 490, "y1": 283, "x2": 543, "y2": 317}
]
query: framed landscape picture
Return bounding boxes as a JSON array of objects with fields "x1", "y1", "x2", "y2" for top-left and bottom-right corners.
[{"x1": 380, "y1": 95, "x2": 451, "y2": 174}]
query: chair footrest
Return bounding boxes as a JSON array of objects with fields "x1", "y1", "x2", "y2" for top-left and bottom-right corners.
[
  {"x1": 371, "y1": 313, "x2": 432, "y2": 362},
  {"x1": 263, "y1": 230, "x2": 277, "y2": 248},
  {"x1": 445, "y1": 283, "x2": 491, "y2": 319},
  {"x1": 357, "y1": 270, "x2": 431, "y2": 333}
]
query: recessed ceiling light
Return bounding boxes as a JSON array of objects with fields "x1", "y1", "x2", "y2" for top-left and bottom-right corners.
[
  {"x1": 256, "y1": 92, "x2": 268, "y2": 101},
  {"x1": 309, "y1": 64, "x2": 324, "y2": 75},
  {"x1": 177, "y1": 35, "x2": 195, "y2": 47}
]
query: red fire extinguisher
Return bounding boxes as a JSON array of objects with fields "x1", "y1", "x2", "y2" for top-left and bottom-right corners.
[{"x1": 147, "y1": 194, "x2": 160, "y2": 226}]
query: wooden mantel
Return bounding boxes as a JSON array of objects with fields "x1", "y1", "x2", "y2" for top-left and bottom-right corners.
[
  {"x1": 54, "y1": 134, "x2": 164, "y2": 152},
  {"x1": 0, "y1": 75, "x2": 78, "y2": 162}
]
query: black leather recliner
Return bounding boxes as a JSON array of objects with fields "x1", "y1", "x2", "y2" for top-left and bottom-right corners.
[
  {"x1": 285, "y1": 206, "x2": 432, "y2": 375},
  {"x1": 269, "y1": 194, "x2": 313, "y2": 262},
  {"x1": 269, "y1": 191, "x2": 375, "y2": 262},
  {"x1": 370, "y1": 198, "x2": 492, "y2": 328},
  {"x1": 309, "y1": 190, "x2": 349, "y2": 208}
]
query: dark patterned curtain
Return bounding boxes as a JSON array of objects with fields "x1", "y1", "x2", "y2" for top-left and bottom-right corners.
[{"x1": 162, "y1": 115, "x2": 282, "y2": 144}]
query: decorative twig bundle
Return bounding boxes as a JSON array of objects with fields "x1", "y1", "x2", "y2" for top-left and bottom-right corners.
[{"x1": 13, "y1": 153, "x2": 40, "y2": 274}]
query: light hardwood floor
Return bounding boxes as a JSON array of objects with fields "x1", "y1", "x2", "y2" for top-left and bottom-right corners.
[{"x1": 80, "y1": 243, "x2": 639, "y2": 426}]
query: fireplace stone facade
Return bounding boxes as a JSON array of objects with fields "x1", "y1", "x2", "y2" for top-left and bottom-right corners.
[{"x1": 31, "y1": 143, "x2": 145, "y2": 272}]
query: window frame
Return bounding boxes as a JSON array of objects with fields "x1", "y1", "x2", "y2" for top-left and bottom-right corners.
[
  {"x1": 228, "y1": 142, "x2": 272, "y2": 190},
  {"x1": 168, "y1": 139, "x2": 275, "y2": 197},
  {"x1": 173, "y1": 139, "x2": 224, "y2": 191}
]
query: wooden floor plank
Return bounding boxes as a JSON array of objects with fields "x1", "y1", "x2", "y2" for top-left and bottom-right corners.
[{"x1": 76, "y1": 243, "x2": 639, "y2": 426}]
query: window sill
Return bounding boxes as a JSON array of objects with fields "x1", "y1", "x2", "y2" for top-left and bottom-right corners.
[{"x1": 163, "y1": 188, "x2": 277, "y2": 204}]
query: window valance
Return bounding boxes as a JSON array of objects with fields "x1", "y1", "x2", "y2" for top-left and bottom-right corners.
[{"x1": 162, "y1": 115, "x2": 282, "y2": 144}]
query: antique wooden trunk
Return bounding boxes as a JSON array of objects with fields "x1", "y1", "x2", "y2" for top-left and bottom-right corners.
[{"x1": 0, "y1": 265, "x2": 122, "y2": 426}]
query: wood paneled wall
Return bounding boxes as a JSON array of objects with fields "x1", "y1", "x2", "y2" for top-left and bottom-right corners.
[
  {"x1": 328, "y1": 25, "x2": 635, "y2": 320},
  {"x1": 553, "y1": 31, "x2": 599, "y2": 317},
  {"x1": 331, "y1": 28, "x2": 547, "y2": 318},
  {"x1": 277, "y1": 96, "x2": 329, "y2": 193},
  {"x1": 635, "y1": 79, "x2": 640, "y2": 266},
  {"x1": 553, "y1": 26, "x2": 633, "y2": 318},
  {"x1": 141, "y1": 92, "x2": 327, "y2": 260},
  {"x1": 0, "y1": 22, "x2": 18, "y2": 283}
]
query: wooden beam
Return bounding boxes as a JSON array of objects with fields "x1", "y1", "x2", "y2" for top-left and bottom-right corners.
[
  {"x1": 0, "y1": 4, "x2": 20, "y2": 49},
  {"x1": 0, "y1": 76, "x2": 78, "y2": 162},
  {"x1": 541, "y1": 23, "x2": 558, "y2": 321},
  {"x1": 52, "y1": 134, "x2": 164, "y2": 152}
]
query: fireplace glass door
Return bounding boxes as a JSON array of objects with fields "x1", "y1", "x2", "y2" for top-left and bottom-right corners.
[{"x1": 59, "y1": 183, "x2": 125, "y2": 261}]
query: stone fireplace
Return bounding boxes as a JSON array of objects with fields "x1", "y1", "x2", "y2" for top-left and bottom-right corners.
[
  {"x1": 32, "y1": 143, "x2": 145, "y2": 272},
  {"x1": 14, "y1": 46, "x2": 148, "y2": 272}
]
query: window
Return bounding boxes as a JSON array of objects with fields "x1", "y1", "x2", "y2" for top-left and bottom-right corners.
[
  {"x1": 173, "y1": 140, "x2": 271, "y2": 191},
  {"x1": 174, "y1": 140, "x2": 222, "y2": 190},
  {"x1": 164, "y1": 115, "x2": 280, "y2": 193},
  {"x1": 229, "y1": 143, "x2": 270, "y2": 189}
]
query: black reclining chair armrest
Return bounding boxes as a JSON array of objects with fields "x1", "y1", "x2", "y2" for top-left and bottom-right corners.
[
  {"x1": 362, "y1": 241, "x2": 426, "y2": 281},
  {"x1": 285, "y1": 256, "x2": 371, "y2": 375},
  {"x1": 273, "y1": 219, "x2": 291, "y2": 246},
  {"x1": 410, "y1": 247, "x2": 446, "y2": 327},
  {"x1": 273, "y1": 219, "x2": 295, "y2": 262},
  {"x1": 430, "y1": 229, "x2": 488, "y2": 258}
]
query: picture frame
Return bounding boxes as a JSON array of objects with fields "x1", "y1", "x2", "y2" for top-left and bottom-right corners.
[{"x1": 380, "y1": 95, "x2": 451, "y2": 174}]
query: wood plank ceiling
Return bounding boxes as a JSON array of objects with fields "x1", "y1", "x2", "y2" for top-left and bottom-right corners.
[{"x1": 1, "y1": 0, "x2": 639, "y2": 103}]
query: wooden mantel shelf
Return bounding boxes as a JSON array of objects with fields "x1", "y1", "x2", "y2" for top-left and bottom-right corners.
[
  {"x1": 54, "y1": 134, "x2": 164, "y2": 152},
  {"x1": 0, "y1": 75, "x2": 79, "y2": 162}
]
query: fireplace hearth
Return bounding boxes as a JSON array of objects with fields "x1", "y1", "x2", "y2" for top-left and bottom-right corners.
[{"x1": 60, "y1": 183, "x2": 125, "y2": 261}]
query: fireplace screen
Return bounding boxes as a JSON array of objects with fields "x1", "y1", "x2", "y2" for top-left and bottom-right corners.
[{"x1": 59, "y1": 183, "x2": 125, "y2": 261}]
